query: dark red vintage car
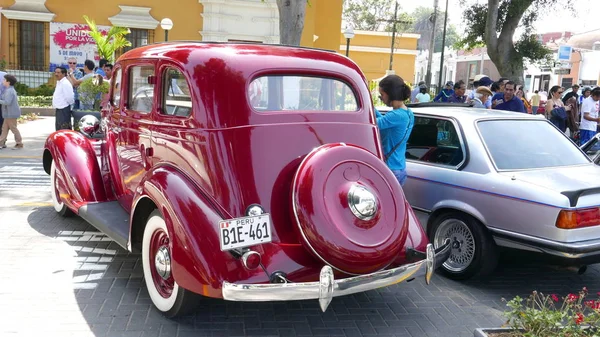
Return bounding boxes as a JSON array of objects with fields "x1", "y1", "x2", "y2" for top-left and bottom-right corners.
[{"x1": 43, "y1": 42, "x2": 450, "y2": 317}]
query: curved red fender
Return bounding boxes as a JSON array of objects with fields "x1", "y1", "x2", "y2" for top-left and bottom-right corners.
[
  {"x1": 43, "y1": 130, "x2": 107, "y2": 210},
  {"x1": 132, "y1": 165, "x2": 268, "y2": 298}
]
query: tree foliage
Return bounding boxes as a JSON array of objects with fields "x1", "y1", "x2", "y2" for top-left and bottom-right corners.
[
  {"x1": 342, "y1": 0, "x2": 398, "y2": 31},
  {"x1": 343, "y1": 3, "x2": 459, "y2": 52},
  {"x1": 83, "y1": 15, "x2": 131, "y2": 63},
  {"x1": 457, "y1": 0, "x2": 574, "y2": 83},
  {"x1": 401, "y1": 7, "x2": 460, "y2": 52}
]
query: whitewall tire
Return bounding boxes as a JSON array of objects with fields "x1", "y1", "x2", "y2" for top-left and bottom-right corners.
[
  {"x1": 50, "y1": 161, "x2": 73, "y2": 217},
  {"x1": 141, "y1": 210, "x2": 197, "y2": 317}
]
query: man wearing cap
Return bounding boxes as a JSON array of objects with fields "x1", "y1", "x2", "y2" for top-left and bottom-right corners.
[
  {"x1": 433, "y1": 81, "x2": 454, "y2": 102},
  {"x1": 468, "y1": 75, "x2": 494, "y2": 108},
  {"x1": 411, "y1": 81, "x2": 425, "y2": 103},
  {"x1": 472, "y1": 86, "x2": 493, "y2": 109}
]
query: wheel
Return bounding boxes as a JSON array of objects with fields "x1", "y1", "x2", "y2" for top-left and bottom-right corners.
[
  {"x1": 142, "y1": 210, "x2": 198, "y2": 317},
  {"x1": 50, "y1": 161, "x2": 73, "y2": 217},
  {"x1": 429, "y1": 212, "x2": 498, "y2": 280}
]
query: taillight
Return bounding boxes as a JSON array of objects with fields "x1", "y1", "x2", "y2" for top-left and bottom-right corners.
[{"x1": 556, "y1": 208, "x2": 600, "y2": 229}]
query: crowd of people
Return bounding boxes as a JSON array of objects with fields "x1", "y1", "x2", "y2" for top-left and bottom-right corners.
[
  {"x1": 410, "y1": 76, "x2": 600, "y2": 145},
  {"x1": 0, "y1": 58, "x2": 112, "y2": 149}
]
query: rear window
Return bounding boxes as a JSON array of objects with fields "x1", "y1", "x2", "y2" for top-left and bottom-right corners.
[
  {"x1": 477, "y1": 120, "x2": 590, "y2": 170},
  {"x1": 249, "y1": 75, "x2": 358, "y2": 112}
]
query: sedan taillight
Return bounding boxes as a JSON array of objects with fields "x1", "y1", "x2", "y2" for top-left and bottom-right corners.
[{"x1": 556, "y1": 208, "x2": 600, "y2": 229}]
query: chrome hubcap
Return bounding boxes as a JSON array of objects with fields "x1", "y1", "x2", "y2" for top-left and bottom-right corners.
[
  {"x1": 434, "y1": 219, "x2": 475, "y2": 272},
  {"x1": 347, "y1": 184, "x2": 378, "y2": 220},
  {"x1": 154, "y1": 246, "x2": 171, "y2": 280}
]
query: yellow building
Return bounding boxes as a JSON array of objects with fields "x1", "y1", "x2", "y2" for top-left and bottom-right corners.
[
  {"x1": 340, "y1": 30, "x2": 420, "y2": 83},
  {"x1": 0, "y1": 0, "x2": 418, "y2": 86}
]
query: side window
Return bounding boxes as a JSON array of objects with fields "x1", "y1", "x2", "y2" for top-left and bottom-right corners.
[
  {"x1": 128, "y1": 65, "x2": 155, "y2": 113},
  {"x1": 249, "y1": 75, "x2": 358, "y2": 112},
  {"x1": 406, "y1": 117, "x2": 464, "y2": 167},
  {"x1": 162, "y1": 68, "x2": 192, "y2": 117},
  {"x1": 112, "y1": 68, "x2": 122, "y2": 107}
]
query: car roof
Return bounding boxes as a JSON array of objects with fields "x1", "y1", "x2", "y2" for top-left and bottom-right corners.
[{"x1": 377, "y1": 104, "x2": 543, "y2": 123}]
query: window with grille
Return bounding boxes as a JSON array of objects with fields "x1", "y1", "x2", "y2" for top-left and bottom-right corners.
[
  {"x1": 19, "y1": 21, "x2": 45, "y2": 70},
  {"x1": 124, "y1": 29, "x2": 151, "y2": 52}
]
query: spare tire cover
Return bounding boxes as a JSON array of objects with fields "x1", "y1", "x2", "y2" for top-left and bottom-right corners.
[{"x1": 291, "y1": 143, "x2": 408, "y2": 275}]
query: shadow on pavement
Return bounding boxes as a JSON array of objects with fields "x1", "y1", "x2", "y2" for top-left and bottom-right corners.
[{"x1": 23, "y1": 206, "x2": 600, "y2": 337}]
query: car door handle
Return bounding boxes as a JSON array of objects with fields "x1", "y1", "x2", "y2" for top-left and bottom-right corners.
[{"x1": 145, "y1": 147, "x2": 154, "y2": 157}]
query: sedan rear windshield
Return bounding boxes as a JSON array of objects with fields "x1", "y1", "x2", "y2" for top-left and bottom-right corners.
[
  {"x1": 249, "y1": 75, "x2": 359, "y2": 112},
  {"x1": 477, "y1": 119, "x2": 590, "y2": 170}
]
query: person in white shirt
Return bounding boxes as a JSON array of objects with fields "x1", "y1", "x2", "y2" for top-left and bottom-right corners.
[
  {"x1": 53, "y1": 67, "x2": 75, "y2": 130},
  {"x1": 579, "y1": 87, "x2": 600, "y2": 145},
  {"x1": 415, "y1": 84, "x2": 430, "y2": 103}
]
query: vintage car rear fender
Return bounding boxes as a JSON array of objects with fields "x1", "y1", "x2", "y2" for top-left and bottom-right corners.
[
  {"x1": 133, "y1": 165, "x2": 275, "y2": 298},
  {"x1": 43, "y1": 130, "x2": 107, "y2": 209},
  {"x1": 429, "y1": 200, "x2": 487, "y2": 227}
]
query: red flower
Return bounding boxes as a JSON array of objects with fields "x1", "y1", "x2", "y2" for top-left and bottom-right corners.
[
  {"x1": 567, "y1": 294, "x2": 579, "y2": 303},
  {"x1": 551, "y1": 294, "x2": 559, "y2": 302},
  {"x1": 585, "y1": 300, "x2": 595, "y2": 308},
  {"x1": 575, "y1": 312, "x2": 584, "y2": 325}
]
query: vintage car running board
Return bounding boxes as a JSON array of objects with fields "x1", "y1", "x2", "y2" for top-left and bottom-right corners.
[{"x1": 78, "y1": 201, "x2": 130, "y2": 249}]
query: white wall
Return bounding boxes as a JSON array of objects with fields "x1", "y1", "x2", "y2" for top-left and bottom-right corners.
[
  {"x1": 579, "y1": 50, "x2": 600, "y2": 84},
  {"x1": 199, "y1": 0, "x2": 279, "y2": 43}
]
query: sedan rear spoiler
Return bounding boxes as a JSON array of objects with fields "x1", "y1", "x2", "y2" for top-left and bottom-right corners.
[{"x1": 561, "y1": 187, "x2": 600, "y2": 207}]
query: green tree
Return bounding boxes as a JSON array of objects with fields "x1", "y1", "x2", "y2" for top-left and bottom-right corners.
[
  {"x1": 403, "y1": 7, "x2": 459, "y2": 52},
  {"x1": 83, "y1": 15, "x2": 132, "y2": 63},
  {"x1": 456, "y1": 0, "x2": 569, "y2": 84},
  {"x1": 343, "y1": 0, "x2": 400, "y2": 31}
]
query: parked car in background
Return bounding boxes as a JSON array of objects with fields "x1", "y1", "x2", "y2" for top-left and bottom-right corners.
[
  {"x1": 582, "y1": 133, "x2": 600, "y2": 165},
  {"x1": 379, "y1": 103, "x2": 600, "y2": 280},
  {"x1": 43, "y1": 42, "x2": 450, "y2": 318}
]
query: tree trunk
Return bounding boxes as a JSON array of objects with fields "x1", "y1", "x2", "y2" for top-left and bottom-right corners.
[
  {"x1": 484, "y1": 0, "x2": 532, "y2": 85},
  {"x1": 487, "y1": 42, "x2": 525, "y2": 85},
  {"x1": 276, "y1": 0, "x2": 307, "y2": 46}
]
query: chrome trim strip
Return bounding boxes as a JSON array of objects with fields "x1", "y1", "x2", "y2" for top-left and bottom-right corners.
[
  {"x1": 411, "y1": 206, "x2": 431, "y2": 214},
  {"x1": 222, "y1": 242, "x2": 452, "y2": 312},
  {"x1": 489, "y1": 226, "x2": 600, "y2": 254}
]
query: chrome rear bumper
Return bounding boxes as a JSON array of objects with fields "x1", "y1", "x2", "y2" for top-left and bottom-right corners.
[{"x1": 222, "y1": 240, "x2": 451, "y2": 312}]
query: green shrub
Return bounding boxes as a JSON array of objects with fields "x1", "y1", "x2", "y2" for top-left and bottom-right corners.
[{"x1": 18, "y1": 96, "x2": 53, "y2": 108}]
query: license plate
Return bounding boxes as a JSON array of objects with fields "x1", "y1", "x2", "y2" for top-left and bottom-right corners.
[{"x1": 219, "y1": 214, "x2": 272, "y2": 251}]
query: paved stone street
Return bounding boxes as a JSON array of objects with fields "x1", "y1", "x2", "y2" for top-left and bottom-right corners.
[{"x1": 1, "y1": 117, "x2": 599, "y2": 337}]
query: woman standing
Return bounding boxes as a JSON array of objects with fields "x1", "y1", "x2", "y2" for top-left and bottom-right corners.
[
  {"x1": 374, "y1": 75, "x2": 415, "y2": 186},
  {"x1": 0, "y1": 74, "x2": 23, "y2": 149},
  {"x1": 516, "y1": 88, "x2": 531, "y2": 113},
  {"x1": 545, "y1": 85, "x2": 570, "y2": 132}
]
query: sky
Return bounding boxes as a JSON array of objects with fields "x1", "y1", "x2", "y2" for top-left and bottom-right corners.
[{"x1": 399, "y1": 0, "x2": 600, "y2": 36}]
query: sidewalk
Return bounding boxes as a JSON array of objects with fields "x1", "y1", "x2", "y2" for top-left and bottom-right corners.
[{"x1": 0, "y1": 116, "x2": 56, "y2": 159}]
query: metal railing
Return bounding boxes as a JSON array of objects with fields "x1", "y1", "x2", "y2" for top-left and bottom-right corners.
[{"x1": 1, "y1": 66, "x2": 56, "y2": 90}]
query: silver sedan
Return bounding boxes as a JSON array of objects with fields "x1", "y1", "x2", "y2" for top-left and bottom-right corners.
[{"x1": 381, "y1": 105, "x2": 600, "y2": 280}]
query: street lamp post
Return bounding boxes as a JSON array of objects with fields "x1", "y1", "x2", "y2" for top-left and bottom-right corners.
[
  {"x1": 343, "y1": 27, "x2": 355, "y2": 57},
  {"x1": 160, "y1": 18, "x2": 173, "y2": 42},
  {"x1": 437, "y1": 0, "x2": 449, "y2": 94}
]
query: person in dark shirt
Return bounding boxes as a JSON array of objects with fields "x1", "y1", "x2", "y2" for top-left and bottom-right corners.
[
  {"x1": 447, "y1": 80, "x2": 466, "y2": 103},
  {"x1": 491, "y1": 81, "x2": 526, "y2": 113},
  {"x1": 433, "y1": 81, "x2": 454, "y2": 102},
  {"x1": 562, "y1": 84, "x2": 580, "y2": 104}
]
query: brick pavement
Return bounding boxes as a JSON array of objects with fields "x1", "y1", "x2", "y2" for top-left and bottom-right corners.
[{"x1": 1, "y1": 118, "x2": 600, "y2": 337}]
